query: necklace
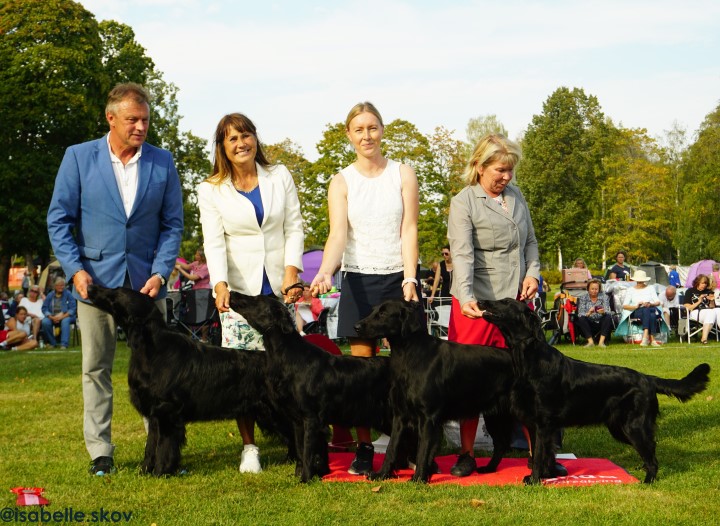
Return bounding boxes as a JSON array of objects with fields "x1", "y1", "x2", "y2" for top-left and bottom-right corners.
[
  {"x1": 232, "y1": 173, "x2": 258, "y2": 193},
  {"x1": 492, "y1": 193, "x2": 508, "y2": 213}
]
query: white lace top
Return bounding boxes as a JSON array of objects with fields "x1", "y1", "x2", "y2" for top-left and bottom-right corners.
[{"x1": 342, "y1": 159, "x2": 404, "y2": 274}]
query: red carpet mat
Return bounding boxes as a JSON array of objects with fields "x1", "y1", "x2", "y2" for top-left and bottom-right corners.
[{"x1": 323, "y1": 453, "x2": 639, "y2": 486}]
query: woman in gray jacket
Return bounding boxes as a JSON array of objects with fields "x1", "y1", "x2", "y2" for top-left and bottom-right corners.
[{"x1": 446, "y1": 133, "x2": 541, "y2": 477}]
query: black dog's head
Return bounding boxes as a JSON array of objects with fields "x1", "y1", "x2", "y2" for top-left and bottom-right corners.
[
  {"x1": 475, "y1": 298, "x2": 545, "y2": 345},
  {"x1": 87, "y1": 284, "x2": 165, "y2": 327},
  {"x1": 228, "y1": 291, "x2": 296, "y2": 335},
  {"x1": 355, "y1": 299, "x2": 424, "y2": 340}
]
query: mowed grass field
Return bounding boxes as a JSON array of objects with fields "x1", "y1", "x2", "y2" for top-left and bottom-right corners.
[{"x1": 1, "y1": 337, "x2": 718, "y2": 526}]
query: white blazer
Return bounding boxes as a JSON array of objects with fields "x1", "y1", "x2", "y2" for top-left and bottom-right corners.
[{"x1": 197, "y1": 163, "x2": 304, "y2": 296}]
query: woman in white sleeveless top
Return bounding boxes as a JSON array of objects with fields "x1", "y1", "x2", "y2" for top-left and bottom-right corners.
[{"x1": 311, "y1": 101, "x2": 420, "y2": 475}]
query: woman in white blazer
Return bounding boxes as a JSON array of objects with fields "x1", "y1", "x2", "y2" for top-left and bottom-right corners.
[{"x1": 197, "y1": 113, "x2": 304, "y2": 473}]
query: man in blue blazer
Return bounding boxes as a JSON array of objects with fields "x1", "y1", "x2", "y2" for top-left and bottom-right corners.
[{"x1": 47, "y1": 82, "x2": 184, "y2": 475}]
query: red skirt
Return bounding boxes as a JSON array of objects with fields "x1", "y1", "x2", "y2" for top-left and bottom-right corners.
[{"x1": 447, "y1": 296, "x2": 507, "y2": 348}]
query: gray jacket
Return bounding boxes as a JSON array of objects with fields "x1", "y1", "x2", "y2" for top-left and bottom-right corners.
[{"x1": 448, "y1": 183, "x2": 540, "y2": 307}]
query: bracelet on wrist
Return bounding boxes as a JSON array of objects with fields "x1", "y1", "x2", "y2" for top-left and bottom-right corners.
[{"x1": 401, "y1": 277, "x2": 418, "y2": 287}]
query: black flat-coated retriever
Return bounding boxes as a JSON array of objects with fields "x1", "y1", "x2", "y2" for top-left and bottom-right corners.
[
  {"x1": 228, "y1": 291, "x2": 394, "y2": 482},
  {"x1": 87, "y1": 285, "x2": 290, "y2": 476},
  {"x1": 476, "y1": 297, "x2": 711, "y2": 483},
  {"x1": 354, "y1": 299, "x2": 515, "y2": 483}
]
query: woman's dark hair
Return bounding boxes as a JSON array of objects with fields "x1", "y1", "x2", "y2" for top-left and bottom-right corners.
[{"x1": 208, "y1": 113, "x2": 270, "y2": 184}]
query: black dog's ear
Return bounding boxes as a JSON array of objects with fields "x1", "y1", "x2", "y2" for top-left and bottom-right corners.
[{"x1": 401, "y1": 300, "x2": 424, "y2": 337}]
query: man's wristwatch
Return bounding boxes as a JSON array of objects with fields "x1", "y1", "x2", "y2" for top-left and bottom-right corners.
[{"x1": 152, "y1": 273, "x2": 166, "y2": 286}]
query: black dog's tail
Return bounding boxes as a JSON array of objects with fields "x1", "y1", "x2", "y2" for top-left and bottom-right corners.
[{"x1": 652, "y1": 363, "x2": 711, "y2": 402}]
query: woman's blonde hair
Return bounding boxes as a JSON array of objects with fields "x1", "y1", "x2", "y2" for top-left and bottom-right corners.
[
  {"x1": 345, "y1": 101, "x2": 384, "y2": 130},
  {"x1": 207, "y1": 113, "x2": 270, "y2": 185},
  {"x1": 462, "y1": 133, "x2": 521, "y2": 186}
]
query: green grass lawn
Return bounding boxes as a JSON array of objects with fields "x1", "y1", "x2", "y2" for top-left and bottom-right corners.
[{"x1": 1, "y1": 338, "x2": 718, "y2": 526}]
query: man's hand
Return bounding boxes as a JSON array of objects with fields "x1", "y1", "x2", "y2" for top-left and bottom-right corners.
[
  {"x1": 73, "y1": 270, "x2": 93, "y2": 300},
  {"x1": 140, "y1": 275, "x2": 163, "y2": 298}
]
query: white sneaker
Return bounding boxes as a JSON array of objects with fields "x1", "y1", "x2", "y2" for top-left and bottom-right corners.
[
  {"x1": 640, "y1": 339, "x2": 649, "y2": 347},
  {"x1": 239, "y1": 444, "x2": 262, "y2": 473}
]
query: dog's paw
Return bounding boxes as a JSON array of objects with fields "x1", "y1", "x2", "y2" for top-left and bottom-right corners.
[
  {"x1": 522, "y1": 474, "x2": 541, "y2": 485},
  {"x1": 476, "y1": 465, "x2": 497, "y2": 474},
  {"x1": 409, "y1": 472, "x2": 431, "y2": 484},
  {"x1": 367, "y1": 470, "x2": 393, "y2": 481}
]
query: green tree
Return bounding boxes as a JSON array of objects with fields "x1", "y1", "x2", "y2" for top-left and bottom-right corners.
[
  {"x1": 590, "y1": 128, "x2": 675, "y2": 263},
  {"x1": 95, "y1": 20, "x2": 154, "y2": 134},
  {"x1": 173, "y1": 130, "x2": 212, "y2": 259},
  {"x1": 676, "y1": 103, "x2": 720, "y2": 262},
  {"x1": 304, "y1": 122, "x2": 355, "y2": 247},
  {"x1": 0, "y1": 0, "x2": 212, "y2": 286},
  {"x1": 661, "y1": 121, "x2": 688, "y2": 263},
  {"x1": 265, "y1": 139, "x2": 319, "y2": 248},
  {"x1": 465, "y1": 114, "x2": 509, "y2": 149},
  {"x1": 422, "y1": 126, "x2": 467, "y2": 265},
  {"x1": 0, "y1": 0, "x2": 104, "y2": 283},
  {"x1": 516, "y1": 87, "x2": 614, "y2": 269}
]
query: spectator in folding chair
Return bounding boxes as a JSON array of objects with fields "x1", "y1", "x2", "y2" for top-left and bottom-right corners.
[
  {"x1": 294, "y1": 282, "x2": 324, "y2": 335},
  {"x1": 659, "y1": 285, "x2": 680, "y2": 332},
  {"x1": 575, "y1": 279, "x2": 613, "y2": 347},
  {"x1": 616, "y1": 270, "x2": 665, "y2": 346},
  {"x1": 683, "y1": 274, "x2": 716, "y2": 345},
  {"x1": 40, "y1": 277, "x2": 77, "y2": 349}
]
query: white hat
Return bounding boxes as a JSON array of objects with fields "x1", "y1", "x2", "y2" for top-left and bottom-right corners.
[{"x1": 630, "y1": 270, "x2": 651, "y2": 282}]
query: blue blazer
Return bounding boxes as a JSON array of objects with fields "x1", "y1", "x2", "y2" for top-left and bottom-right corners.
[{"x1": 47, "y1": 136, "x2": 184, "y2": 301}]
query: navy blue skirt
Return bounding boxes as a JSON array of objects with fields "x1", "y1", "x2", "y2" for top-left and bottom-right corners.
[{"x1": 336, "y1": 270, "x2": 420, "y2": 338}]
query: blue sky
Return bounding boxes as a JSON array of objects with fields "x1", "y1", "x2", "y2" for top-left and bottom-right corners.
[{"x1": 79, "y1": 0, "x2": 720, "y2": 160}]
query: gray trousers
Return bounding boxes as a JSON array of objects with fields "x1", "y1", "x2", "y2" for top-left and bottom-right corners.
[{"x1": 79, "y1": 296, "x2": 166, "y2": 460}]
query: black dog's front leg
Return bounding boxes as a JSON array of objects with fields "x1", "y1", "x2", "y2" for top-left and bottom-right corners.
[
  {"x1": 411, "y1": 417, "x2": 442, "y2": 483},
  {"x1": 292, "y1": 422, "x2": 305, "y2": 479},
  {"x1": 477, "y1": 413, "x2": 512, "y2": 474},
  {"x1": 368, "y1": 416, "x2": 406, "y2": 481},
  {"x1": 299, "y1": 419, "x2": 328, "y2": 482},
  {"x1": 525, "y1": 426, "x2": 556, "y2": 484},
  {"x1": 142, "y1": 417, "x2": 160, "y2": 474},
  {"x1": 153, "y1": 419, "x2": 186, "y2": 476}
]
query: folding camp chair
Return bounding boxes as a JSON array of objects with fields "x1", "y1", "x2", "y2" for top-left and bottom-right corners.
[
  {"x1": 547, "y1": 292, "x2": 577, "y2": 345},
  {"x1": 176, "y1": 288, "x2": 221, "y2": 344},
  {"x1": 428, "y1": 304, "x2": 451, "y2": 339},
  {"x1": 678, "y1": 291, "x2": 720, "y2": 343}
]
